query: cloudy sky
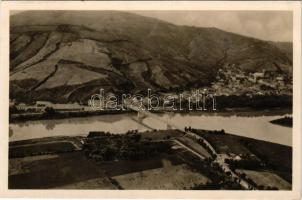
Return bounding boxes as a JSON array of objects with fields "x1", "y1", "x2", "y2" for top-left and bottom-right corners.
[
  {"x1": 11, "y1": 10, "x2": 293, "y2": 42},
  {"x1": 132, "y1": 11, "x2": 293, "y2": 42}
]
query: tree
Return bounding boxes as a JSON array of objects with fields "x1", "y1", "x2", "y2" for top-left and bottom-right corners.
[
  {"x1": 9, "y1": 105, "x2": 19, "y2": 114},
  {"x1": 44, "y1": 107, "x2": 56, "y2": 116},
  {"x1": 132, "y1": 134, "x2": 142, "y2": 142}
]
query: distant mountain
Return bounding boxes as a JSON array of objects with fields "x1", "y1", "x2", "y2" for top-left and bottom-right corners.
[{"x1": 10, "y1": 11, "x2": 292, "y2": 103}]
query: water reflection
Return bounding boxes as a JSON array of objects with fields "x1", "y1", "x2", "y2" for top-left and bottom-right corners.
[
  {"x1": 13, "y1": 114, "x2": 127, "y2": 130},
  {"x1": 45, "y1": 120, "x2": 56, "y2": 130}
]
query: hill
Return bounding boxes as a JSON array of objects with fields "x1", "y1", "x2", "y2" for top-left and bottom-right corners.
[{"x1": 10, "y1": 11, "x2": 292, "y2": 103}]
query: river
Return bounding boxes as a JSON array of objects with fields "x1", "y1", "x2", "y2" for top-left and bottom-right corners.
[{"x1": 9, "y1": 111, "x2": 292, "y2": 146}]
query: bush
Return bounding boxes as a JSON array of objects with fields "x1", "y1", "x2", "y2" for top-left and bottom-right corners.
[
  {"x1": 44, "y1": 107, "x2": 56, "y2": 116},
  {"x1": 87, "y1": 131, "x2": 107, "y2": 138}
]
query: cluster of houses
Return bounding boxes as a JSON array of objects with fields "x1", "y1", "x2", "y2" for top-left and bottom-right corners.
[{"x1": 212, "y1": 63, "x2": 292, "y2": 96}]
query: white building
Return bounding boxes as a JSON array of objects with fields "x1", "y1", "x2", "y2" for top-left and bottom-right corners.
[
  {"x1": 16, "y1": 103, "x2": 27, "y2": 111},
  {"x1": 36, "y1": 101, "x2": 53, "y2": 107},
  {"x1": 253, "y1": 72, "x2": 265, "y2": 82},
  {"x1": 35, "y1": 101, "x2": 83, "y2": 112}
]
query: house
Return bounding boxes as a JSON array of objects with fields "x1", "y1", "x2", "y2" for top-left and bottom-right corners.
[
  {"x1": 234, "y1": 155, "x2": 242, "y2": 161},
  {"x1": 276, "y1": 76, "x2": 284, "y2": 81},
  {"x1": 35, "y1": 101, "x2": 53, "y2": 112},
  {"x1": 16, "y1": 103, "x2": 27, "y2": 111},
  {"x1": 36, "y1": 101, "x2": 53, "y2": 107},
  {"x1": 253, "y1": 72, "x2": 265, "y2": 82},
  {"x1": 235, "y1": 74, "x2": 245, "y2": 80},
  {"x1": 247, "y1": 77, "x2": 256, "y2": 83}
]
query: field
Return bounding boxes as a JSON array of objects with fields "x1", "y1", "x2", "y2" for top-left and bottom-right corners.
[
  {"x1": 176, "y1": 136, "x2": 211, "y2": 158},
  {"x1": 36, "y1": 63, "x2": 107, "y2": 90},
  {"x1": 200, "y1": 132, "x2": 255, "y2": 156},
  {"x1": 54, "y1": 177, "x2": 116, "y2": 189},
  {"x1": 49, "y1": 39, "x2": 112, "y2": 70},
  {"x1": 240, "y1": 136, "x2": 292, "y2": 183},
  {"x1": 112, "y1": 164, "x2": 210, "y2": 190},
  {"x1": 9, "y1": 154, "x2": 59, "y2": 176},
  {"x1": 10, "y1": 34, "x2": 31, "y2": 56},
  {"x1": 236, "y1": 169, "x2": 291, "y2": 190},
  {"x1": 140, "y1": 129, "x2": 184, "y2": 140},
  {"x1": 10, "y1": 136, "x2": 83, "y2": 146},
  {"x1": 9, "y1": 136, "x2": 83, "y2": 158},
  {"x1": 240, "y1": 135, "x2": 292, "y2": 170},
  {"x1": 11, "y1": 33, "x2": 49, "y2": 69},
  {"x1": 9, "y1": 152, "x2": 107, "y2": 189},
  {"x1": 97, "y1": 153, "x2": 183, "y2": 177},
  {"x1": 11, "y1": 60, "x2": 57, "y2": 83},
  {"x1": 10, "y1": 142, "x2": 76, "y2": 158},
  {"x1": 15, "y1": 31, "x2": 62, "y2": 70}
]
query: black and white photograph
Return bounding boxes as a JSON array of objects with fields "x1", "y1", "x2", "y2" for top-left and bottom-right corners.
[{"x1": 1, "y1": 1, "x2": 301, "y2": 198}]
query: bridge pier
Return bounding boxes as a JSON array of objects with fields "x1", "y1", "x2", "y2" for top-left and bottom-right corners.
[
  {"x1": 167, "y1": 124, "x2": 172, "y2": 129},
  {"x1": 137, "y1": 111, "x2": 145, "y2": 123}
]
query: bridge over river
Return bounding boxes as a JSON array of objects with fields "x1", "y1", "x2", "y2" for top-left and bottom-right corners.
[{"x1": 124, "y1": 101, "x2": 217, "y2": 153}]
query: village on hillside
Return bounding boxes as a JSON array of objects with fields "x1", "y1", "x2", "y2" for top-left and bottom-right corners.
[{"x1": 211, "y1": 63, "x2": 292, "y2": 96}]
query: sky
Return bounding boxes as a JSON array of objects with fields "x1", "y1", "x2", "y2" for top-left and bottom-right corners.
[
  {"x1": 132, "y1": 11, "x2": 293, "y2": 42},
  {"x1": 11, "y1": 10, "x2": 293, "y2": 42}
]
